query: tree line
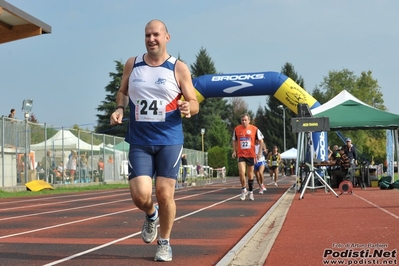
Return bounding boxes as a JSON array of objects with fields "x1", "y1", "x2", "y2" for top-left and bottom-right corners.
[{"x1": 94, "y1": 47, "x2": 387, "y2": 175}]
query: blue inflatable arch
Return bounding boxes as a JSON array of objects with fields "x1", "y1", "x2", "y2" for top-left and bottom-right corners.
[{"x1": 191, "y1": 71, "x2": 328, "y2": 160}]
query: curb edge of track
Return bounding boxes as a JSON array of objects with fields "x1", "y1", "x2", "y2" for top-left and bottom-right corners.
[{"x1": 216, "y1": 186, "x2": 296, "y2": 266}]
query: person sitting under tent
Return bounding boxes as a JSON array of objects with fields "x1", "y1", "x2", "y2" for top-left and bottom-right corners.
[{"x1": 330, "y1": 149, "x2": 351, "y2": 187}]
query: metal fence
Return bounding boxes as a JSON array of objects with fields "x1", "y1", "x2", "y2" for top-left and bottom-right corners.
[{"x1": 0, "y1": 116, "x2": 208, "y2": 188}]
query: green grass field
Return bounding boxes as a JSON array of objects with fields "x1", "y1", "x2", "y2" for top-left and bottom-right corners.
[
  {"x1": 0, "y1": 183, "x2": 130, "y2": 199},
  {"x1": 0, "y1": 173, "x2": 397, "y2": 199}
]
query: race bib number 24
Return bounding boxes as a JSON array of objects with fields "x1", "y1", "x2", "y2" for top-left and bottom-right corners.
[{"x1": 135, "y1": 99, "x2": 166, "y2": 122}]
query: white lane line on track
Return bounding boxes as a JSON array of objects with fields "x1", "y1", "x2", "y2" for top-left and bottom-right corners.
[
  {"x1": 0, "y1": 188, "x2": 226, "y2": 240},
  {"x1": 0, "y1": 192, "x2": 131, "y2": 212},
  {"x1": 353, "y1": 193, "x2": 399, "y2": 219},
  {"x1": 0, "y1": 190, "x2": 124, "y2": 206},
  {"x1": 42, "y1": 188, "x2": 233, "y2": 266},
  {"x1": 0, "y1": 198, "x2": 130, "y2": 221}
]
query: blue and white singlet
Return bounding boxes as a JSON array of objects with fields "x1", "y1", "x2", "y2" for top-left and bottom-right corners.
[{"x1": 126, "y1": 54, "x2": 183, "y2": 146}]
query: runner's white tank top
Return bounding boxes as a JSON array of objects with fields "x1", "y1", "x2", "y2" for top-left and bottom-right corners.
[{"x1": 126, "y1": 54, "x2": 183, "y2": 145}]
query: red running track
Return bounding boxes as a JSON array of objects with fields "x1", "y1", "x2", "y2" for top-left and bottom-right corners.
[
  {"x1": 0, "y1": 175, "x2": 293, "y2": 266},
  {"x1": 265, "y1": 186, "x2": 399, "y2": 266},
  {"x1": 2, "y1": 176, "x2": 398, "y2": 266}
]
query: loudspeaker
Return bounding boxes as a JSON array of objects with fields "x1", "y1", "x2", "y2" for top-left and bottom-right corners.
[
  {"x1": 339, "y1": 180, "x2": 353, "y2": 195},
  {"x1": 297, "y1": 103, "x2": 312, "y2": 118}
]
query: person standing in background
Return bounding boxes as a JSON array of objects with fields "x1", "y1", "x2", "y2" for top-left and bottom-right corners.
[
  {"x1": 196, "y1": 162, "x2": 201, "y2": 176},
  {"x1": 97, "y1": 158, "x2": 104, "y2": 182},
  {"x1": 8, "y1": 108, "x2": 15, "y2": 119},
  {"x1": 79, "y1": 153, "x2": 88, "y2": 182},
  {"x1": 41, "y1": 150, "x2": 56, "y2": 183},
  {"x1": 342, "y1": 138, "x2": 357, "y2": 165},
  {"x1": 181, "y1": 154, "x2": 188, "y2": 185},
  {"x1": 66, "y1": 150, "x2": 77, "y2": 183},
  {"x1": 107, "y1": 155, "x2": 114, "y2": 164}
]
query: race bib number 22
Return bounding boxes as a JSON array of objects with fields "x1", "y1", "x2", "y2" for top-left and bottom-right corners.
[{"x1": 239, "y1": 137, "x2": 251, "y2": 150}]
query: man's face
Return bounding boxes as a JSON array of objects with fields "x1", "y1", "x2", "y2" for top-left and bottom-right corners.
[
  {"x1": 346, "y1": 140, "x2": 351, "y2": 146},
  {"x1": 241, "y1": 116, "x2": 250, "y2": 127},
  {"x1": 145, "y1": 21, "x2": 170, "y2": 56}
]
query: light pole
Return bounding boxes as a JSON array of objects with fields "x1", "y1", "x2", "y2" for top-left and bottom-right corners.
[
  {"x1": 201, "y1": 128, "x2": 205, "y2": 152},
  {"x1": 22, "y1": 99, "x2": 33, "y2": 184},
  {"x1": 277, "y1": 105, "x2": 286, "y2": 152}
]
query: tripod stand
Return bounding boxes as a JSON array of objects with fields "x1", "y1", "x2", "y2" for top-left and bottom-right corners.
[{"x1": 299, "y1": 132, "x2": 339, "y2": 199}]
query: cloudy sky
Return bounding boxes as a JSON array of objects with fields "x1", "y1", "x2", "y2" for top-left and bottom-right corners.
[{"x1": 1, "y1": 0, "x2": 398, "y2": 130}]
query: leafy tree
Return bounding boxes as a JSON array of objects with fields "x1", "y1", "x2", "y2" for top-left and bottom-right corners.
[
  {"x1": 316, "y1": 69, "x2": 384, "y2": 108},
  {"x1": 227, "y1": 97, "x2": 252, "y2": 134},
  {"x1": 313, "y1": 68, "x2": 386, "y2": 162},
  {"x1": 207, "y1": 146, "x2": 228, "y2": 175},
  {"x1": 184, "y1": 47, "x2": 230, "y2": 151},
  {"x1": 28, "y1": 113, "x2": 38, "y2": 123},
  {"x1": 95, "y1": 60, "x2": 129, "y2": 137},
  {"x1": 206, "y1": 115, "x2": 231, "y2": 149}
]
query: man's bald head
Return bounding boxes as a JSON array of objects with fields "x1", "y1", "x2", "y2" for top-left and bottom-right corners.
[{"x1": 146, "y1": 19, "x2": 168, "y2": 33}]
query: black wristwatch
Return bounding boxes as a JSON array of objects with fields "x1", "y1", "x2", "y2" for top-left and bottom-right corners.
[{"x1": 115, "y1": 106, "x2": 125, "y2": 111}]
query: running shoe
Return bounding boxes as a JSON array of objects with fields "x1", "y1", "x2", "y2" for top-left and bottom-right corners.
[
  {"x1": 274, "y1": 182, "x2": 278, "y2": 186},
  {"x1": 142, "y1": 210, "x2": 158, "y2": 244},
  {"x1": 240, "y1": 189, "x2": 247, "y2": 201},
  {"x1": 249, "y1": 191, "x2": 254, "y2": 201},
  {"x1": 259, "y1": 187, "x2": 264, "y2": 194},
  {"x1": 154, "y1": 240, "x2": 173, "y2": 262},
  {"x1": 261, "y1": 184, "x2": 267, "y2": 192}
]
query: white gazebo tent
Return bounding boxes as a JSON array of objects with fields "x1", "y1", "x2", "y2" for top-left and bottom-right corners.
[
  {"x1": 31, "y1": 129, "x2": 100, "y2": 151},
  {"x1": 31, "y1": 129, "x2": 100, "y2": 167},
  {"x1": 280, "y1": 147, "x2": 297, "y2": 160}
]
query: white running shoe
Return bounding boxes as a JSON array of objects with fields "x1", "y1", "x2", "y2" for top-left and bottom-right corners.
[
  {"x1": 240, "y1": 189, "x2": 247, "y2": 201},
  {"x1": 154, "y1": 240, "x2": 172, "y2": 262},
  {"x1": 261, "y1": 184, "x2": 267, "y2": 192},
  {"x1": 274, "y1": 182, "x2": 278, "y2": 186},
  {"x1": 249, "y1": 192, "x2": 254, "y2": 201},
  {"x1": 142, "y1": 214, "x2": 158, "y2": 244},
  {"x1": 259, "y1": 188, "x2": 263, "y2": 194}
]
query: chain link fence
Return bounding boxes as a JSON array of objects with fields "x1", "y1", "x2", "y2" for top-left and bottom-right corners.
[{"x1": 0, "y1": 116, "x2": 208, "y2": 188}]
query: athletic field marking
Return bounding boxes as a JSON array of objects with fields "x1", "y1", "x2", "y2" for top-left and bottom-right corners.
[
  {"x1": 353, "y1": 193, "x2": 399, "y2": 219},
  {"x1": 0, "y1": 198, "x2": 130, "y2": 221},
  {"x1": 0, "y1": 189, "x2": 124, "y2": 206},
  {"x1": 0, "y1": 188, "x2": 225, "y2": 240},
  {"x1": 42, "y1": 188, "x2": 233, "y2": 266},
  {"x1": 0, "y1": 192, "x2": 130, "y2": 212}
]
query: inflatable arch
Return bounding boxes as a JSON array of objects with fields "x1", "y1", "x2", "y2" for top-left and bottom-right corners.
[{"x1": 191, "y1": 71, "x2": 328, "y2": 161}]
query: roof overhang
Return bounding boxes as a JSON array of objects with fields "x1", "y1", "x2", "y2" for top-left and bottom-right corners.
[{"x1": 0, "y1": 0, "x2": 51, "y2": 44}]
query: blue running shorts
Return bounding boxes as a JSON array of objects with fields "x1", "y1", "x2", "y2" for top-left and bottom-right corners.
[
  {"x1": 254, "y1": 160, "x2": 266, "y2": 171},
  {"x1": 128, "y1": 144, "x2": 183, "y2": 180}
]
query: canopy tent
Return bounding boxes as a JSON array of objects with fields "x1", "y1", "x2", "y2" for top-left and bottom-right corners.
[
  {"x1": 312, "y1": 90, "x2": 399, "y2": 130},
  {"x1": 308, "y1": 90, "x2": 399, "y2": 182},
  {"x1": 280, "y1": 147, "x2": 297, "y2": 160},
  {"x1": 114, "y1": 141, "x2": 129, "y2": 152},
  {"x1": 31, "y1": 129, "x2": 100, "y2": 151}
]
